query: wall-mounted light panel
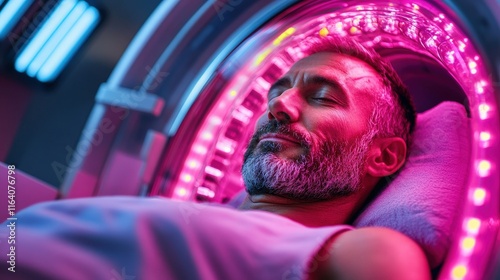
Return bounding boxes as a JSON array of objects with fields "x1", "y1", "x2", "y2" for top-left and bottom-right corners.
[
  {"x1": 0, "y1": 0, "x2": 33, "y2": 39},
  {"x1": 11, "y1": 0, "x2": 100, "y2": 82}
]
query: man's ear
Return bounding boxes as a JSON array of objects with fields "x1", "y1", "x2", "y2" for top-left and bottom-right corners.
[{"x1": 365, "y1": 137, "x2": 407, "y2": 178}]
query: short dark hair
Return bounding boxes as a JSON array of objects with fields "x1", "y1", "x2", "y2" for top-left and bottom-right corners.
[{"x1": 299, "y1": 35, "x2": 416, "y2": 147}]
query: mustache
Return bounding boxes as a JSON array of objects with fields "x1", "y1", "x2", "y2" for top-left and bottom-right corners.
[{"x1": 251, "y1": 120, "x2": 311, "y2": 148}]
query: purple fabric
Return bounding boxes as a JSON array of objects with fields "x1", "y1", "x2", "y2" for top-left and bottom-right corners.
[
  {"x1": 0, "y1": 196, "x2": 351, "y2": 280},
  {"x1": 354, "y1": 101, "x2": 470, "y2": 268}
]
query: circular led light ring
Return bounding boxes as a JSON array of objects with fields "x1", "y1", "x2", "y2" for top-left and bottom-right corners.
[{"x1": 168, "y1": 2, "x2": 498, "y2": 278}]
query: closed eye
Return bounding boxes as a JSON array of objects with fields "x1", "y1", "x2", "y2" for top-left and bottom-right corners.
[
  {"x1": 305, "y1": 75, "x2": 348, "y2": 107},
  {"x1": 308, "y1": 86, "x2": 339, "y2": 104},
  {"x1": 311, "y1": 97, "x2": 337, "y2": 104}
]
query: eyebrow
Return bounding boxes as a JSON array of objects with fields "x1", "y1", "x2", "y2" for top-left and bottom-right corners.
[
  {"x1": 307, "y1": 75, "x2": 350, "y2": 105},
  {"x1": 269, "y1": 77, "x2": 292, "y2": 93},
  {"x1": 269, "y1": 75, "x2": 344, "y2": 91},
  {"x1": 268, "y1": 74, "x2": 349, "y2": 105},
  {"x1": 306, "y1": 75, "x2": 343, "y2": 92}
]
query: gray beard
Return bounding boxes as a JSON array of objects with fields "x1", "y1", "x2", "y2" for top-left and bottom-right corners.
[{"x1": 241, "y1": 121, "x2": 374, "y2": 201}]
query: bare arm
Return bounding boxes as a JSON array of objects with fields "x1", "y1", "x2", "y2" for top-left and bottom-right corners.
[{"x1": 311, "y1": 227, "x2": 431, "y2": 280}]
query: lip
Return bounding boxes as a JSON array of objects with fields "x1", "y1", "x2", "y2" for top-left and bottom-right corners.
[{"x1": 259, "y1": 133, "x2": 301, "y2": 145}]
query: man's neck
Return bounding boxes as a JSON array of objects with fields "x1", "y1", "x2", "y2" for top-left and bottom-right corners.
[{"x1": 238, "y1": 193, "x2": 364, "y2": 227}]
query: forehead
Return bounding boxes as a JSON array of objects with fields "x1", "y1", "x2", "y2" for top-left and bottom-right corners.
[
  {"x1": 288, "y1": 52, "x2": 381, "y2": 81},
  {"x1": 283, "y1": 52, "x2": 383, "y2": 124}
]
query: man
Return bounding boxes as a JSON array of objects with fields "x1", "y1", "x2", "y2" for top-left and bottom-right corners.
[
  {"x1": 242, "y1": 37, "x2": 415, "y2": 226},
  {"x1": 237, "y1": 36, "x2": 430, "y2": 278},
  {"x1": 0, "y1": 36, "x2": 430, "y2": 279}
]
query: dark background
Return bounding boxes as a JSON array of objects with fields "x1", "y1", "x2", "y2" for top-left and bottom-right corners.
[{"x1": 0, "y1": 0, "x2": 161, "y2": 188}]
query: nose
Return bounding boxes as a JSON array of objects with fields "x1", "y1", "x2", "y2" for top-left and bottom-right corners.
[{"x1": 267, "y1": 88, "x2": 300, "y2": 123}]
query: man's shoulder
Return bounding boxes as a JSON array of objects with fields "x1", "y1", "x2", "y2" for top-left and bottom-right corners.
[
  {"x1": 316, "y1": 227, "x2": 431, "y2": 280},
  {"x1": 335, "y1": 226, "x2": 423, "y2": 253}
]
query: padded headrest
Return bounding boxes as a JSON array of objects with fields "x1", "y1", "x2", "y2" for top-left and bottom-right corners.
[
  {"x1": 354, "y1": 101, "x2": 470, "y2": 268},
  {"x1": 228, "y1": 101, "x2": 470, "y2": 269}
]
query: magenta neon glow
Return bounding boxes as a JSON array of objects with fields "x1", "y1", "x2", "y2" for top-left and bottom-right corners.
[{"x1": 168, "y1": 2, "x2": 499, "y2": 279}]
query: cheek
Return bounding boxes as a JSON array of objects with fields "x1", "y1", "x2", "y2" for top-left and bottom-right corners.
[
  {"x1": 255, "y1": 113, "x2": 268, "y2": 130},
  {"x1": 312, "y1": 114, "x2": 350, "y2": 136},
  {"x1": 308, "y1": 116, "x2": 363, "y2": 149}
]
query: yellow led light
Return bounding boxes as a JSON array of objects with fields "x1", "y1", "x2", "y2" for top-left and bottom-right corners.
[
  {"x1": 272, "y1": 27, "x2": 296, "y2": 46},
  {"x1": 479, "y1": 132, "x2": 491, "y2": 141},
  {"x1": 479, "y1": 104, "x2": 490, "y2": 119},
  {"x1": 461, "y1": 237, "x2": 476, "y2": 250},
  {"x1": 319, "y1": 27, "x2": 329, "y2": 37},
  {"x1": 176, "y1": 187, "x2": 187, "y2": 196},
  {"x1": 478, "y1": 160, "x2": 492, "y2": 176},
  {"x1": 193, "y1": 145, "x2": 207, "y2": 154},
  {"x1": 412, "y1": 4, "x2": 420, "y2": 10},
  {"x1": 254, "y1": 48, "x2": 272, "y2": 66},
  {"x1": 229, "y1": 90, "x2": 238, "y2": 97},
  {"x1": 479, "y1": 104, "x2": 490, "y2": 113},
  {"x1": 335, "y1": 22, "x2": 343, "y2": 30},
  {"x1": 468, "y1": 61, "x2": 478, "y2": 74},
  {"x1": 181, "y1": 174, "x2": 193, "y2": 183},
  {"x1": 451, "y1": 265, "x2": 467, "y2": 279},
  {"x1": 349, "y1": 26, "x2": 358, "y2": 34},
  {"x1": 187, "y1": 160, "x2": 199, "y2": 169},
  {"x1": 475, "y1": 82, "x2": 484, "y2": 94},
  {"x1": 466, "y1": 218, "x2": 481, "y2": 233},
  {"x1": 473, "y1": 188, "x2": 487, "y2": 205},
  {"x1": 201, "y1": 131, "x2": 213, "y2": 140}
]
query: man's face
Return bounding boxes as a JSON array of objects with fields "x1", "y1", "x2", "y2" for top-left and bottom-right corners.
[{"x1": 242, "y1": 52, "x2": 383, "y2": 201}]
